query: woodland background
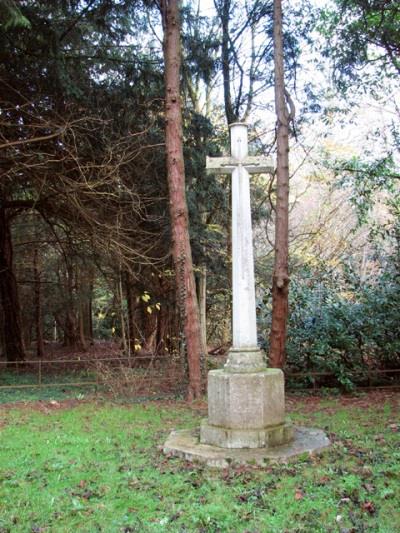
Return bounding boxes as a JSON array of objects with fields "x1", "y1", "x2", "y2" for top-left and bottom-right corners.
[{"x1": 0, "y1": 0, "x2": 399, "y2": 391}]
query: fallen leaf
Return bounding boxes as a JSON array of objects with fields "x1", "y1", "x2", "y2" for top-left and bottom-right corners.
[
  {"x1": 362, "y1": 501, "x2": 376, "y2": 514},
  {"x1": 295, "y1": 488, "x2": 304, "y2": 500},
  {"x1": 82, "y1": 490, "x2": 95, "y2": 500},
  {"x1": 363, "y1": 483, "x2": 375, "y2": 494},
  {"x1": 170, "y1": 512, "x2": 182, "y2": 522},
  {"x1": 374, "y1": 434, "x2": 385, "y2": 443}
]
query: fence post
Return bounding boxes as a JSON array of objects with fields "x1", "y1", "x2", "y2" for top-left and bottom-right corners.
[{"x1": 38, "y1": 361, "x2": 42, "y2": 388}]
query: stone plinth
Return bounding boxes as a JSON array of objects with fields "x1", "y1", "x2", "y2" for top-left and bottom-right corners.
[
  {"x1": 164, "y1": 426, "x2": 330, "y2": 468},
  {"x1": 200, "y1": 368, "x2": 293, "y2": 449}
]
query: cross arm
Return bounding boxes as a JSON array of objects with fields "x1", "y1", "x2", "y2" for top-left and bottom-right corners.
[
  {"x1": 206, "y1": 155, "x2": 274, "y2": 175},
  {"x1": 206, "y1": 156, "x2": 236, "y2": 174}
]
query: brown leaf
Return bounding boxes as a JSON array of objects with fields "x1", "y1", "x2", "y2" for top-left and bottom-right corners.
[
  {"x1": 363, "y1": 483, "x2": 375, "y2": 494},
  {"x1": 295, "y1": 488, "x2": 304, "y2": 500},
  {"x1": 362, "y1": 501, "x2": 376, "y2": 514},
  {"x1": 82, "y1": 490, "x2": 95, "y2": 500}
]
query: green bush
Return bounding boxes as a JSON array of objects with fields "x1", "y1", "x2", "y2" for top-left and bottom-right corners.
[{"x1": 258, "y1": 260, "x2": 400, "y2": 390}]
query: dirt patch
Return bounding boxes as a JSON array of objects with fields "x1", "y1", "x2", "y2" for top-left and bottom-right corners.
[
  {"x1": 286, "y1": 390, "x2": 400, "y2": 414},
  {"x1": 338, "y1": 390, "x2": 400, "y2": 409},
  {"x1": 0, "y1": 390, "x2": 398, "y2": 417},
  {"x1": 0, "y1": 397, "x2": 90, "y2": 414}
]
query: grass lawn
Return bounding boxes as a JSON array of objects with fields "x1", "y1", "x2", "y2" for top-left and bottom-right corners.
[
  {"x1": 0, "y1": 392, "x2": 399, "y2": 532},
  {"x1": 0, "y1": 371, "x2": 98, "y2": 404}
]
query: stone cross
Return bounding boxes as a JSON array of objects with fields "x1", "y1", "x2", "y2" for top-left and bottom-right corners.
[
  {"x1": 163, "y1": 122, "x2": 318, "y2": 457},
  {"x1": 207, "y1": 123, "x2": 273, "y2": 371}
]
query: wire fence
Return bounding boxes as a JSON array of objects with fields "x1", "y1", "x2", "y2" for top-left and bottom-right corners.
[
  {"x1": 285, "y1": 368, "x2": 400, "y2": 391},
  {"x1": 0, "y1": 355, "x2": 185, "y2": 399},
  {"x1": 1, "y1": 356, "x2": 399, "y2": 395}
]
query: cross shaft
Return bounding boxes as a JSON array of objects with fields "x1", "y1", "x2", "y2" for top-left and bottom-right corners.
[{"x1": 206, "y1": 123, "x2": 273, "y2": 369}]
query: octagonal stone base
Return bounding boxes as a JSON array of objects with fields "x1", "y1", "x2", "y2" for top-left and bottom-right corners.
[
  {"x1": 164, "y1": 426, "x2": 330, "y2": 468},
  {"x1": 201, "y1": 367, "x2": 290, "y2": 449}
]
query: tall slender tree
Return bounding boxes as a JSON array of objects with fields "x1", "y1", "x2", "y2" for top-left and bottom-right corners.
[
  {"x1": 269, "y1": 0, "x2": 292, "y2": 368},
  {"x1": 161, "y1": 0, "x2": 203, "y2": 400},
  {"x1": 33, "y1": 246, "x2": 44, "y2": 358},
  {"x1": 0, "y1": 203, "x2": 25, "y2": 361}
]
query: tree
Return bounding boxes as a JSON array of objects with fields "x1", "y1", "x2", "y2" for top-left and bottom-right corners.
[
  {"x1": 161, "y1": 0, "x2": 203, "y2": 400},
  {"x1": 322, "y1": 0, "x2": 400, "y2": 88},
  {"x1": 213, "y1": 0, "x2": 275, "y2": 124},
  {"x1": 269, "y1": 0, "x2": 293, "y2": 368},
  {"x1": 0, "y1": 0, "x2": 173, "y2": 358},
  {"x1": 0, "y1": 202, "x2": 25, "y2": 361}
]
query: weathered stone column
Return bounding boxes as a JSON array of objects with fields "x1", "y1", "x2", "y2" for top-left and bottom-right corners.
[{"x1": 227, "y1": 123, "x2": 264, "y2": 372}]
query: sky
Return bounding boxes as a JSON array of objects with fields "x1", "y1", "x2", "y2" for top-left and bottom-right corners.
[{"x1": 195, "y1": 0, "x2": 398, "y2": 161}]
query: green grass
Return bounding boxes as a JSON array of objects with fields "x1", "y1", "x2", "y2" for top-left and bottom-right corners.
[
  {"x1": 0, "y1": 371, "x2": 98, "y2": 404},
  {"x1": 0, "y1": 396, "x2": 399, "y2": 532}
]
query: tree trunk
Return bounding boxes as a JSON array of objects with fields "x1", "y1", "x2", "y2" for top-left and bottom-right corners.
[
  {"x1": 269, "y1": 0, "x2": 291, "y2": 369},
  {"x1": 125, "y1": 271, "x2": 139, "y2": 355},
  {"x1": 82, "y1": 270, "x2": 94, "y2": 343},
  {"x1": 63, "y1": 262, "x2": 84, "y2": 350},
  {"x1": 33, "y1": 247, "x2": 45, "y2": 358},
  {"x1": 157, "y1": 302, "x2": 169, "y2": 355},
  {"x1": 197, "y1": 265, "x2": 207, "y2": 360},
  {"x1": 143, "y1": 309, "x2": 158, "y2": 354},
  {"x1": 64, "y1": 310, "x2": 78, "y2": 347},
  {"x1": 162, "y1": 0, "x2": 203, "y2": 400},
  {"x1": 78, "y1": 309, "x2": 87, "y2": 351},
  {"x1": 118, "y1": 271, "x2": 128, "y2": 354},
  {"x1": 0, "y1": 206, "x2": 25, "y2": 361},
  {"x1": 77, "y1": 267, "x2": 92, "y2": 350},
  {"x1": 53, "y1": 318, "x2": 58, "y2": 342},
  {"x1": 219, "y1": 0, "x2": 237, "y2": 124}
]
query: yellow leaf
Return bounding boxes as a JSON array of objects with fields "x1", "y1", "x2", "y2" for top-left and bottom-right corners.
[
  {"x1": 134, "y1": 343, "x2": 141, "y2": 351},
  {"x1": 155, "y1": 302, "x2": 161, "y2": 310},
  {"x1": 141, "y1": 293, "x2": 151, "y2": 302},
  {"x1": 207, "y1": 223, "x2": 224, "y2": 235},
  {"x1": 146, "y1": 306, "x2": 152, "y2": 314}
]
